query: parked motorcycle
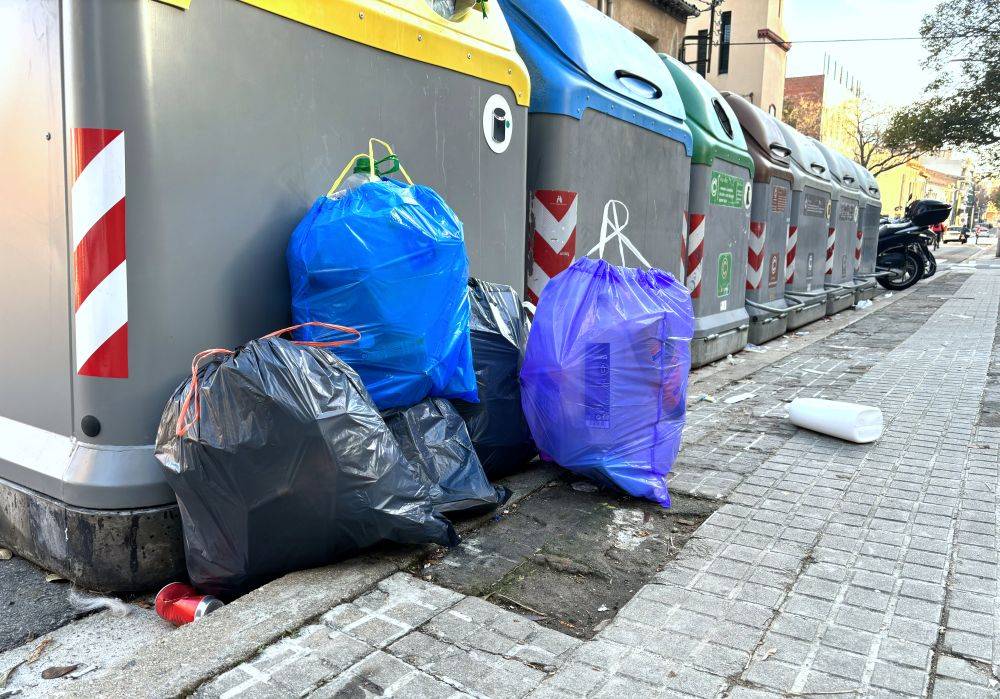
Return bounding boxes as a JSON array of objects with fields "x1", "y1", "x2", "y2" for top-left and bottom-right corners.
[{"x1": 876, "y1": 200, "x2": 950, "y2": 291}]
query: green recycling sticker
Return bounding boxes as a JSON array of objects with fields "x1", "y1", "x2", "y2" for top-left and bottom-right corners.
[
  {"x1": 717, "y1": 252, "x2": 733, "y2": 298},
  {"x1": 710, "y1": 171, "x2": 748, "y2": 208}
]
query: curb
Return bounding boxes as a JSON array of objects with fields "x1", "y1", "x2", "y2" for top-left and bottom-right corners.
[{"x1": 63, "y1": 467, "x2": 559, "y2": 699}]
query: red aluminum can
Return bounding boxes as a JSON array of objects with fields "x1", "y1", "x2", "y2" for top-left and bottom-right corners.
[{"x1": 155, "y1": 582, "x2": 224, "y2": 626}]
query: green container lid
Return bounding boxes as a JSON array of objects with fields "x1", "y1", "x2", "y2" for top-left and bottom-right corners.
[{"x1": 659, "y1": 54, "x2": 754, "y2": 174}]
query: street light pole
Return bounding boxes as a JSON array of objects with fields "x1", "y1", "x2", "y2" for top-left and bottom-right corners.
[{"x1": 707, "y1": 1, "x2": 716, "y2": 76}]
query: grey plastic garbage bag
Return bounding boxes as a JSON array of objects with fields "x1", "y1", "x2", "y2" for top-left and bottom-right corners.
[
  {"x1": 384, "y1": 398, "x2": 510, "y2": 517},
  {"x1": 155, "y1": 330, "x2": 458, "y2": 598},
  {"x1": 452, "y1": 279, "x2": 537, "y2": 478}
]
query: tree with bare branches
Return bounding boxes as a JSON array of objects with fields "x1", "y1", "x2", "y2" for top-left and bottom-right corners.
[
  {"x1": 782, "y1": 97, "x2": 822, "y2": 140},
  {"x1": 844, "y1": 100, "x2": 931, "y2": 177}
]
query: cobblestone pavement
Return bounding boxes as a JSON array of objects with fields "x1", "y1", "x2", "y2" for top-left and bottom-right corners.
[{"x1": 182, "y1": 268, "x2": 1000, "y2": 698}]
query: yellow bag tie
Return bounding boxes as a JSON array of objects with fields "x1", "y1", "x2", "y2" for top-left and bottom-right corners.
[{"x1": 326, "y1": 139, "x2": 414, "y2": 196}]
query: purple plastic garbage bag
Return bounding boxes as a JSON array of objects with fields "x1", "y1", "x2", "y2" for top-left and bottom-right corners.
[{"x1": 519, "y1": 257, "x2": 693, "y2": 507}]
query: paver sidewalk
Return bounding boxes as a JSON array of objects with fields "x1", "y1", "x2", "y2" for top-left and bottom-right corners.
[
  {"x1": 63, "y1": 266, "x2": 1000, "y2": 699},
  {"x1": 539, "y1": 270, "x2": 1000, "y2": 698},
  {"x1": 182, "y1": 269, "x2": 1000, "y2": 699}
]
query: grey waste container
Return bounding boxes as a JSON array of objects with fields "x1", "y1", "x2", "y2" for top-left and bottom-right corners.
[
  {"x1": 662, "y1": 56, "x2": 755, "y2": 367},
  {"x1": 502, "y1": 0, "x2": 692, "y2": 305},
  {"x1": 774, "y1": 123, "x2": 833, "y2": 329},
  {"x1": 811, "y1": 140, "x2": 864, "y2": 314},
  {"x1": 723, "y1": 92, "x2": 795, "y2": 346},
  {"x1": 0, "y1": 0, "x2": 530, "y2": 590},
  {"x1": 850, "y1": 161, "x2": 882, "y2": 302}
]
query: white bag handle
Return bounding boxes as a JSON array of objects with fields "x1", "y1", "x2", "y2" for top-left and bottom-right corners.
[{"x1": 585, "y1": 199, "x2": 652, "y2": 269}]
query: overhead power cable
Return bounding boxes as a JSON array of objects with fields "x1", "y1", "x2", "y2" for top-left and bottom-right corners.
[{"x1": 724, "y1": 34, "x2": 997, "y2": 46}]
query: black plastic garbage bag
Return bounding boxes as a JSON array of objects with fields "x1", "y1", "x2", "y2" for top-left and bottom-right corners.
[
  {"x1": 155, "y1": 335, "x2": 458, "y2": 598},
  {"x1": 384, "y1": 398, "x2": 510, "y2": 517},
  {"x1": 452, "y1": 279, "x2": 537, "y2": 478}
]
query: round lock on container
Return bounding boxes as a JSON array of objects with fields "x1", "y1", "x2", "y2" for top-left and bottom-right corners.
[
  {"x1": 500, "y1": 0, "x2": 694, "y2": 306},
  {"x1": 0, "y1": 0, "x2": 531, "y2": 591},
  {"x1": 847, "y1": 159, "x2": 881, "y2": 302},
  {"x1": 483, "y1": 93, "x2": 513, "y2": 153},
  {"x1": 772, "y1": 121, "x2": 834, "y2": 330},
  {"x1": 660, "y1": 54, "x2": 754, "y2": 368},
  {"x1": 722, "y1": 91, "x2": 795, "y2": 346},
  {"x1": 810, "y1": 139, "x2": 863, "y2": 315}
]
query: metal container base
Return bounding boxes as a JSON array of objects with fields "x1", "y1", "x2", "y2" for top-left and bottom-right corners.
[
  {"x1": 691, "y1": 325, "x2": 750, "y2": 368},
  {"x1": 825, "y1": 289, "x2": 856, "y2": 316},
  {"x1": 0, "y1": 475, "x2": 184, "y2": 593},
  {"x1": 786, "y1": 300, "x2": 827, "y2": 330},
  {"x1": 854, "y1": 282, "x2": 878, "y2": 304},
  {"x1": 747, "y1": 311, "x2": 790, "y2": 346}
]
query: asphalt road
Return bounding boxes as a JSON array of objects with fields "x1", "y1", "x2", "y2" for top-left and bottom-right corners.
[{"x1": 0, "y1": 555, "x2": 80, "y2": 653}]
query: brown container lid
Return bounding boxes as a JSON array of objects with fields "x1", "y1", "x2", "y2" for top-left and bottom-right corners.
[{"x1": 722, "y1": 91, "x2": 793, "y2": 186}]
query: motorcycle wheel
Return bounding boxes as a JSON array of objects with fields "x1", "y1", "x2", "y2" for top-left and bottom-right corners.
[
  {"x1": 877, "y1": 250, "x2": 926, "y2": 291},
  {"x1": 923, "y1": 249, "x2": 937, "y2": 278}
]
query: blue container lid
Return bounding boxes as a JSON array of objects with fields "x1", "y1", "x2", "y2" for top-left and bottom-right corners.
[{"x1": 500, "y1": 0, "x2": 693, "y2": 153}]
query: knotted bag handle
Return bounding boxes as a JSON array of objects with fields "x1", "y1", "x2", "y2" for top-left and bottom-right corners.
[
  {"x1": 585, "y1": 199, "x2": 652, "y2": 269},
  {"x1": 174, "y1": 322, "x2": 361, "y2": 437}
]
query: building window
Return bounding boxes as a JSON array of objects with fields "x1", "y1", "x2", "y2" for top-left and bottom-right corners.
[
  {"x1": 696, "y1": 29, "x2": 709, "y2": 77},
  {"x1": 768, "y1": 104, "x2": 777, "y2": 115},
  {"x1": 718, "y1": 12, "x2": 732, "y2": 75}
]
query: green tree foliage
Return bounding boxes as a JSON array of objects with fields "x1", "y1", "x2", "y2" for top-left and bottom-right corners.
[{"x1": 884, "y1": 0, "x2": 1000, "y2": 158}]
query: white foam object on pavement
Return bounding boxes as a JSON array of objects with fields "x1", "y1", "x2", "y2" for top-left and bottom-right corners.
[{"x1": 787, "y1": 398, "x2": 883, "y2": 443}]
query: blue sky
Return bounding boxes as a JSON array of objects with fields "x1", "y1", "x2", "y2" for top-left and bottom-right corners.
[{"x1": 783, "y1": 0, "x2": 940, "y2": 107}]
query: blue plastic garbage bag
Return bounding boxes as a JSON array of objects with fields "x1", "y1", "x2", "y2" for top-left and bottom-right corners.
[
  {"x1": 287, "y1": 179, "x2": 477, "y2": 409},
  {"x1": 519, "y1": 257, "x2": 693, "y2": 507}
]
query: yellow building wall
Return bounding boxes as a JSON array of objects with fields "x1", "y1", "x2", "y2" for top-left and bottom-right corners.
[
  {"x1": 984, "y1": 202, "x2": 998, "y2": 224},
  {"x1": 924, "y1": 181, "x2": 957, "y2": 211},
  {"x1": 819, "y1": 96, "x2": 859, "y2": 157},
  {"x1": 876, "y1": 162, "x2": 928, "y2": 217}
]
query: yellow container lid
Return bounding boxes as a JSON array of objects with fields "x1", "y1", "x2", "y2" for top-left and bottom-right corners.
[{"x1": 237, "y1": 0, "x2": 530, "y2": 105}]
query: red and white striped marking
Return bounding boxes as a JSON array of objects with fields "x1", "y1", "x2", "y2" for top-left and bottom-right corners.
[
  {"x1": 685, "y1": 212, "x2": 706, "y2": 298},
  {"x1": 824, "y1": 226, "x2": 836, "y2": 276},
  {"x1": 526, "y1": 190, "x2": 577, "y2": 304},
  {"x1": 746, "y1": 220, "x2": 766, "y2": 290},
  {"x1": 785, "y1": 225, "x2": 797, "y2": 284},
  {"x1": 853, "y1": 228, "x2": 863, "y2": 270},
  {"x1": 72, "y1": 128, "x2": 128, "y2": 378}
]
